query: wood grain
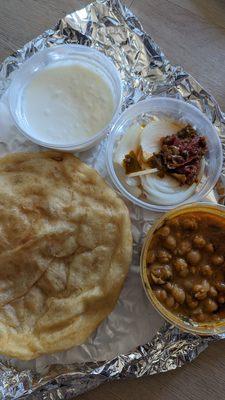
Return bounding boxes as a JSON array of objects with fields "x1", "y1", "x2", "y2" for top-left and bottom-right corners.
[
  {"x1": 129, "y1": 0, "x2": 225, "y2": 109},
  {"x1": 168, "y1": 0, "x2": 225, "y2": 29},
  {"x1": 0, "y1": 0, "x2": 132, "y2": 60},
  {"x1": 77, "y1": 341, "x2": 225, "y2": 400},
  {"x1": 0, "y1": 1, "x2": 225, "y2": 400}
]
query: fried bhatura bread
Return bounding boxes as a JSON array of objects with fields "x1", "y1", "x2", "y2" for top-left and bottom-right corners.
[{"x1": 0, "y1": 151, "x2": 132, "y2": 360}]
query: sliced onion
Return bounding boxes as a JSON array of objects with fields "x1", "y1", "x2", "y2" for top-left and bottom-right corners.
[
  {"x1": 140, "y1": 117, "x2": 183, "y2": 160},
  {"x1": 141, "y1": 173, "x2": 197, "y2": 205}
]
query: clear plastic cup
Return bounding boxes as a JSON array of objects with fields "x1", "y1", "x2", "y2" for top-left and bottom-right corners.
[
  {"x1": 106, "y1": 97, "x2": 223, "y2": 212},
  {"x1": 8, "y1": 44, "x2": 122, "y2": 151}
]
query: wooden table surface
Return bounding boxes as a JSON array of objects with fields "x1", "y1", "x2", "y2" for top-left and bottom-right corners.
[{"x1": 0, "y1": 1, "x2": 225, "y2": 399}]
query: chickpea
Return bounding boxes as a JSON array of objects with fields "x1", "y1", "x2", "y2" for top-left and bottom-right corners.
[
  {"x1": 151, "y1": 264, "x2": 172, "y2": 284},
  {"x1": 154, "y1": 288, "x2": 167, "y2": 302},
  {"x1": 165, "y1": 295, "x2": 175, "y2": 308},
  {"x1": 204, "y1": 243, "x2": 214, "y2": 253},
  {"x1": 193, "y1": 235, "x2": 206, "y2": 249},
  {"x1": 173, "y1": 258, "x2": 187, "y2": 271},
  {"x1": 208, "y1": 286, "x2": 218, "y2": 298},
  {"x1": 164, "y1": 282, "x2": 173, "y2": 291},
  {"x1": 147, "y1": 250, "x2": 155, "y2": 264},
  {"x1": 151, "y1": 272, "x2": 162, "y2": 285},
  {"x1": 178, "y1": 240, "x2": 192, "y2": 255},
  {"x1": 163, "y1": 265, "x2": 173, "y2": 279},
  {"x1": 200, "y1": 264, "x2": 213, "y2": 277},
  {"x1": 181, "y1": 218, "x2": 198, "y2": 231},
  {"x1": 173, "y1": 257, "x2": 188, "y2": 277},
  {"x1": 211, "y1": 254, "x2": 224, "y2": 266},
  {"x1": 186, "y1": 294, "x2": 198, "y2": 309},
  {"x1": 203, "y1": 298, "x2": 218, "y2": 313},
  {"x1": 187, "y1": 250, "x2": 201, "y2": 265},
  {"x1": 151, "y1": 264, "x2": 160, "y2": 275},
  {"x1": 157, "y1": 249, "x2": 172, "y2": 263},
  {"x1": 157, "y1": 225, "x2": 170, "y2": 237},
  {"x1": 215, "y1": 281, "x2": 225, "y2": 292},
  {"x1": 171, "y1": 285, "x2": 185, "y2": 304},
  {"x1": 164, "y1": 235, "x2": 176, "y2": 250},
  {"x1": 183, "y1": 280, "x2": 193, "y2": 292},
  {"x1": 218, "y1": 294, "x2": 225, "y2": 304},
  {"x1": 193, "y1": 280, "x2": 210, "y2": 300},
  {"x1": 150, "y1": 265, "x2": 163, "y2": 284},
  {"x1": 179, "y1": 269, "x2": 189, "y2": 278}
]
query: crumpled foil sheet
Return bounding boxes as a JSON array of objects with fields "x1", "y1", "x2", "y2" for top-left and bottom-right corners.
[{"x1": 0, "y1": 0, "x2": 225, "y2": 398}]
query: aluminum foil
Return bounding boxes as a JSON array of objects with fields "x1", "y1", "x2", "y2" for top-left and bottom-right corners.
[{"x1": 0, "y1": 0, "x2": 225, "y2": 398}]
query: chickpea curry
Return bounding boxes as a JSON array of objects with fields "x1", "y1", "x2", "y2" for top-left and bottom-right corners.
[{"x1": 146, "y1": 212, "x2": 225, "y2": 323}]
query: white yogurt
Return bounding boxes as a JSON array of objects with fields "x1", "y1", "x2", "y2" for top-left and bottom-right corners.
[{"x1": 22, "y1": 63, "x2": 114, "y2": 145}]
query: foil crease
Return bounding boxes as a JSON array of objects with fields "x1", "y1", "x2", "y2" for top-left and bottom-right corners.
[
  {"x1": 0, "y1": 0, "x2": 225, "y2": 398},
  {"x1": 0, "y1": 325, "x2": 211, "y2": 399}
]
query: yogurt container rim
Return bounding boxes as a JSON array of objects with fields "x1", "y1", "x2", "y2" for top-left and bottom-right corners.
[{"x1": 8, "y1": 44, "x2": 123, "y2": 152}]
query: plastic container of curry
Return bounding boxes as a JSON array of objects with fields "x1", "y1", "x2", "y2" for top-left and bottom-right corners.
[{"x1": 141, "y1": 202, "x2": 225, "y2": 335}]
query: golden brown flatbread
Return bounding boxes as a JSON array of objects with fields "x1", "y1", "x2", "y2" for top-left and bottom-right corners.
[{"x1": 0, "y1": 151, "x2": 132, "y2": 360}]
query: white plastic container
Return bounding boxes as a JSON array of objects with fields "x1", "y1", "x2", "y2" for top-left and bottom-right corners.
[
  {"x1": 106, "y1": 97, "x2": 223, "y2": 212},
  {"x1": 8, "y1": 44, "x2": 122, "y2": 151}
]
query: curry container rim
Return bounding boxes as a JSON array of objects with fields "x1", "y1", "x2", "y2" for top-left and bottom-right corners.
[{"x1": 140, "y1": 202, "x2": 225, "y2": 336}]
